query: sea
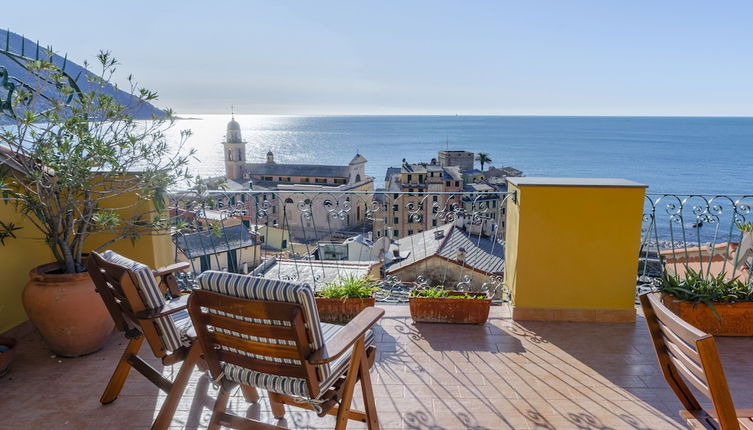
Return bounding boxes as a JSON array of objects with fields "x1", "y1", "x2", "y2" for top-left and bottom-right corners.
[
  {"x1": 175, "y1": 114, "x2": 753, "y2": 196},
  {"x1": 172, "y1": 115, "x2": 752, "y2": 244}
]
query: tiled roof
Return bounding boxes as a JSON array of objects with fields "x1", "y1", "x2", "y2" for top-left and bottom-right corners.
[
  {"x1": 175, "y1": 224, "x2": 256, "y2": 259},
  {"x1": 386, "y1": 223, "x2": 504, "y2": 275},
  {"x1": 252, "y1": 257, "x2": 374, "y2": 290},
  {"x1": 247, "y1": 162, "x2": 350, "y2": 178}
]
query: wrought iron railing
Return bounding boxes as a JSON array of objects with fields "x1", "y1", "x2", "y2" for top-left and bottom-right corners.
[
  {"x1": 638, "y1": 194, "x2": 753, "y2": 292},
  {"x1": 168, "y1": 189, "x2": 511, "y2": 303}
]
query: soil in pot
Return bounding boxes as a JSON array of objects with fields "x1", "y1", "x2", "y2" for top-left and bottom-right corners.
[{"x1": 22, "y1": 263, "x2": 114, "y2": 357}]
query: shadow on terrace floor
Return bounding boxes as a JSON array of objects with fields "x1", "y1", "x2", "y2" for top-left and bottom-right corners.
[{"x1": 3, "y1": 305, "x2": 749, "y2": 429}]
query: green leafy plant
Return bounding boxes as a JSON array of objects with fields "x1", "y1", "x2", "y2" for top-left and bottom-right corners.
[
  {"x1": 737, "y1": 222, "x2": 753, "y2": 233},
  {"x1": 410, "y1": 286, "x2": 485, "y2": 299},
  {"x1": 0, "y1": 51, "x2": 194, "y2": 273},
  {"x1": 318, "y1": 275, "x2": 379, "y2": 299},
  {"x1": 658, "y1": 269, "x2": 753, "y2": 319}
]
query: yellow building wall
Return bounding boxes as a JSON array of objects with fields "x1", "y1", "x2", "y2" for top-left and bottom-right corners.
[
  {"x1": 0, "y1": 203, "x2": 54, "y2": 333},
  {"x1": 0, "y1": 190, "x2": 174, "y2": 333},
  {"x1": 506, "y1": 178, "x2": 646, "y2": 322},
  {"x1": 259, "y1": 226, "x2": 291, "y2": 251}
]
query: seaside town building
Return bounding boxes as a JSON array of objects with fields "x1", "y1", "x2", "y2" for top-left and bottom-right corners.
[
  {"x1": 374, "y1": 150, "x2": 513, "y2": 239},
  {"x1": 210, "y1": 117, "x2": 375, "y2": 240}
]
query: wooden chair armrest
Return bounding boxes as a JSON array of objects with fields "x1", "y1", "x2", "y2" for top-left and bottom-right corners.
[
  {"x1": 135, "y1": 295, "x2": 189, "y2": 320},
  {"x1": 152, "y1": 262, "x2": 190, "y2": 278},
  {"x1": 308, "y1": 307, "x2": 384, "y2": 365}
]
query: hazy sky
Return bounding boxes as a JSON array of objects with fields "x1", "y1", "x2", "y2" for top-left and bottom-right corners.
[{"x1": 8, "y1": 1, "x2": 753, "y2": 116}]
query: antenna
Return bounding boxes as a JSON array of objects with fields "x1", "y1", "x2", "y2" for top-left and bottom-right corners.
[{"x1": 231, "y1": 105, "x2": 234, "y2": 118}]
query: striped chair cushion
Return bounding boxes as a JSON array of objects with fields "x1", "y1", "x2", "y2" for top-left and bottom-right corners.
[
  {"x1": 223, "y1": 322, "x2": 374, "y2": 398},
  {"x1": 196, "y1": 272, "x2": 374, "y2": 398},
  {"x1": 101, "y1": 251, "x2": 189, "y2": 352}
]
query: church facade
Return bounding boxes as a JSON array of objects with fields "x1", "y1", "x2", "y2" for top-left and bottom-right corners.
[{"x1": 220, "y1": 117, "x2": 374, "y2": 240}]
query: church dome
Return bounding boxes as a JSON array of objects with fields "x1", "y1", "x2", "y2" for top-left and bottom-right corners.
[{"x1": 227, "y1": 118, "x2": 241, "y2": 131}]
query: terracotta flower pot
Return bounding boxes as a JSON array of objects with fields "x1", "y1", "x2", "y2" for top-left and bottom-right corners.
[
  {"x1": 22, "y1": 263, "x2": 114, "y2": 357},
  {"x1": 662, "y1": 295, "x2": 753, "y2": 336},
  {"x1": 316, "y1": 297, "x2": 376, "y2": 324},
  {"x1": 409, "y1": 291, "x2": 492, "y2": 324},
  {"x1": 0, "y1": 337, "x2": 16, "y2": 377}
]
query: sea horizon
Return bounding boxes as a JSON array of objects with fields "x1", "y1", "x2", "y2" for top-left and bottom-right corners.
[{"x1": 172, "y1": 114, "x2": 753, "y2": 197}]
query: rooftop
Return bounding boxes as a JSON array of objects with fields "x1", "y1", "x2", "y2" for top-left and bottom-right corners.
[
  {"x1": 174, "y1": 224, "x2": 256, "y2": 259},
  {"x1": 251, "y1": 257, "x2": 376, "y2": 290},
  {"x1": 387, "y1": 224, "x2": 505, "y2": 275},
  {"x1": 2, "y1": 305, "x2": 751, "y2": 429}
]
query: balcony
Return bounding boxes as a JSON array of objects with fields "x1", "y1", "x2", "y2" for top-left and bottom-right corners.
[
  {"x1": 2, "y1": 181, "x2": 752, "y2": 429},
  {"x1": 2, "y1": 305, "x2": 752, "y2": 429}
]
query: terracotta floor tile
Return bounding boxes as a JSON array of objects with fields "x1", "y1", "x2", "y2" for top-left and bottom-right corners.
[{"x1": 4, "y1": 305, "x2": 748, "y2": 429}]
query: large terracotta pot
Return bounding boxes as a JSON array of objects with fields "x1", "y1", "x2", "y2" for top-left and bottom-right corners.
[
  {"x1": 409, "y1": 291, "x2": 492, "y2": 324},
  {"x1": 662, "y1": 295, "x2": 753, "y2": 336},
  {"x1": 22, "y1": 263, "x2": 114, "y2": 357},
  {"x1": 316, "y1": 297, "x2": 376, "y2": 324}
]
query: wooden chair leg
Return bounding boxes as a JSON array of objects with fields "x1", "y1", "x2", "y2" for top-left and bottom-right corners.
[
  {"x1": 208, "y1": 383, "x2": 232, "y2": 430},
  {"x1": 240, "y1": 385, "x2": 260, "y2": 404},
  {"x1": 335, "y1": 337, "x2": 366, "y2": 430},
  {"x1": 358, "y1": 347, "x2": 379, "y2": 430},
  {"x1": 101, "y1": 336, "x2": 145, "y2": 404},
  {"x1": 268, "y1": 391, "x2": 287, "y2": 419},
  {"x1": 151, "y1": 343, "x2": 201, "y2": 430}
]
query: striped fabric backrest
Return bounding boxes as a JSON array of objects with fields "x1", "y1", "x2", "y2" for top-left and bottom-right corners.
[
  {"x1": 196, "y1": 272, "x2": 328, "y2": 380},
  {"x1": 101, "y1": 251, "x2": 186, "y2": 353}
]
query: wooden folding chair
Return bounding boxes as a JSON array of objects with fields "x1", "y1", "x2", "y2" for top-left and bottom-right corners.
[
  {"x1": 639, "y1": 292, "x2": 752, "y2": 430},
  {"x1": 87, "y1": 251, "x2": 259, "y2": 429},
  {"x1": 188, "y1": 271, "x2": 384, "y2": 430}
]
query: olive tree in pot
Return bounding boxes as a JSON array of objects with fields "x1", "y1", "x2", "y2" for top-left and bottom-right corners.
[{"x1": 0, "y1": 51, "x2": 193, "y2": 356}]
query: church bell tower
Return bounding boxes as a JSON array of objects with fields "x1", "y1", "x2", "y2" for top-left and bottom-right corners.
[{"x1": 223, "y1": 112, "x2": 246, "y2": 180}]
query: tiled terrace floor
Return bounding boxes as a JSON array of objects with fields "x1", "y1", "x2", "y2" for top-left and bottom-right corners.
[{"x1": 1, "y1": 305, "x2": 752, "y2": 429}]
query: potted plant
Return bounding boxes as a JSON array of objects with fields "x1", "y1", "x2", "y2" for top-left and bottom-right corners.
[
  {"x1": 409, "y1": 286, "x2": 492, "y2": 324},
  {"x1": 0, "y1": 337, "x2": 16, "y2": 377},
  {"x1": 0, "y1": 51, "x2": 193, "y2": 356},
  {"x1": 658, "y1": 269, "x2": 753, "y2": 336},
  {"x1": 315, "y1": 275, "x2": 378, "y2": 324}
]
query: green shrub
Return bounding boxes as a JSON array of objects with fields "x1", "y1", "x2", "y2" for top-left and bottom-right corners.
[
  {"x1": 738, "y1": 222, "x2": 753, "y2": 233},
  {"x1": 658, "y1": 269, "x2": 753, "y2": 319},
  {"x1": 410, "y1": 286, "x2": 485, "y2": 299},
  {"x1": 318, "y1": 275, "x2": 379, "y2": 299}
]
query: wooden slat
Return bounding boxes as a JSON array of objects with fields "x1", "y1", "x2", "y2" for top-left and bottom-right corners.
[
  {"x1": 192, "y1": 289, "x2": 301, "y2": 321},
  {"x1": 666, "y1": 353, "x2": 711, "y2": 399},
  {"x1": 208, "y1": 331, "x2": 301, "y2": 360},
  {"x1": 215, "y1": 349, "x2": 308, "y2": 379},
  {"x1": 204, "y1": 312, "x2": 297, "y2": 341},
  {"x1": 664, "y1": 339, "x2": 707, "y2": 384},
  {"x1": 658, "y1": 319, "x2": 702, "y2": 363},
  {"x1": 648, "y1": 293, "x2": 706, "y2": 344}
]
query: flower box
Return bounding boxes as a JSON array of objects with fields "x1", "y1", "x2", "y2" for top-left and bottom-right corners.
[
  {"x1": 409, "y1": 291, "x2": 491, "y2": 324},
  {"x1": 316, "y1": 297, "x2": 376, "y2": 324},
  {"x1": 662, "y1": 295, "x2": 753, "y2": 336}
]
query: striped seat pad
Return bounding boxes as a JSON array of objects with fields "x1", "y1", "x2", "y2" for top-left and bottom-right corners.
[
  {"x1": 196, "y1": 271, "x2": 373, "y2": 398},
  {"x1": 223, "y1": 322, "x2": 374, "y2": 398},
  {"x1": 101, "y1": 251, "x2": 190, "y2": 352}
]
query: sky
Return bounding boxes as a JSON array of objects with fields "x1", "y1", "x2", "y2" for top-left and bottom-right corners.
[{"x1": 7, "y1": 1, "x2": 753, "y2": 116}]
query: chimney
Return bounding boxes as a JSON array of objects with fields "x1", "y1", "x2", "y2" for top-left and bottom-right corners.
[
  {"x1": 434, "y1": 229, "x2": 445, "y2": 240},
  {"x1": 456, "y1": 247, "x2": 466, "y2": 263}
]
